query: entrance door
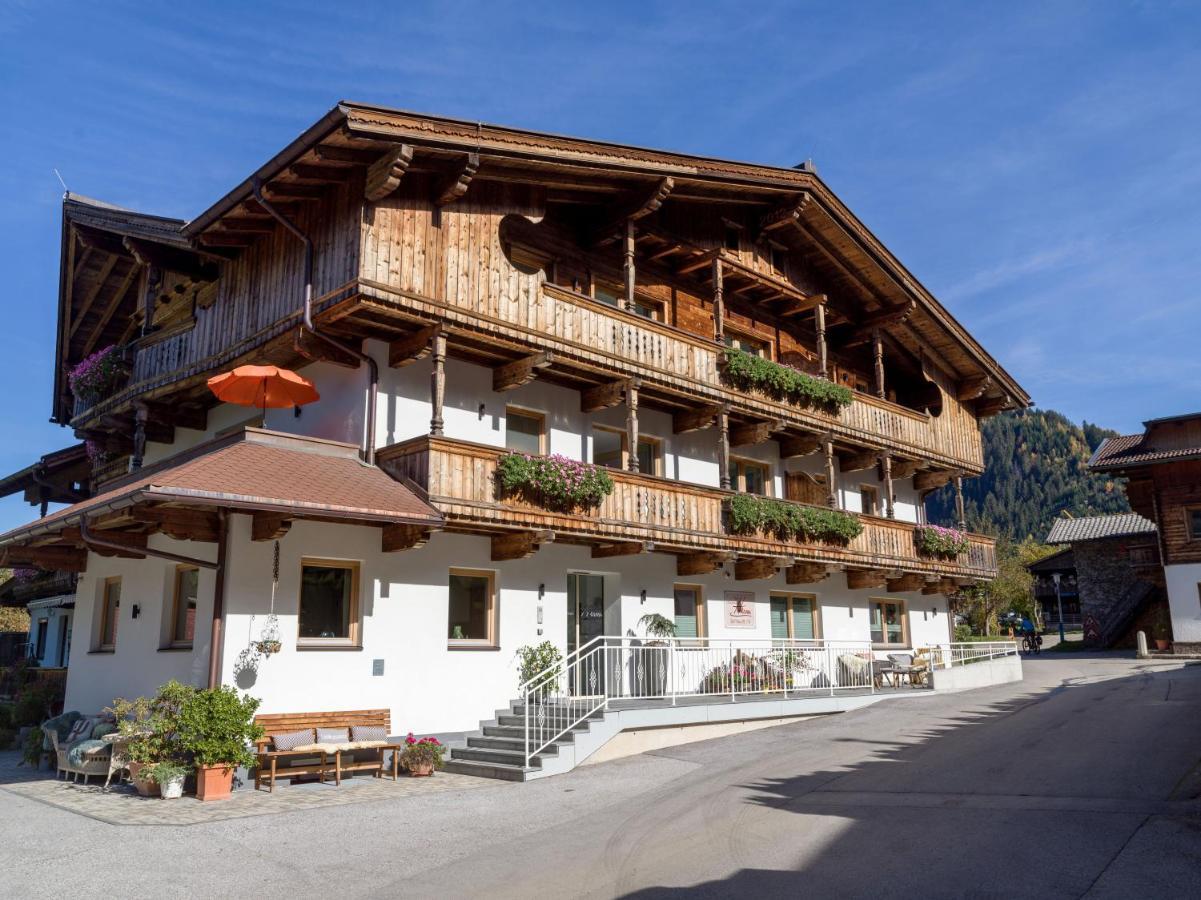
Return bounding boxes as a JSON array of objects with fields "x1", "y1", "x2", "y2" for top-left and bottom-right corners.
[{"x1": 567, "y1": 574, "x2": 606, "y2": 695}]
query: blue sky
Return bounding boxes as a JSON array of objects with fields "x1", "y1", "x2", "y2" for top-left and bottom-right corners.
[{"x1": 1, "y1": 0, "x2": 1199, "y2": 530}]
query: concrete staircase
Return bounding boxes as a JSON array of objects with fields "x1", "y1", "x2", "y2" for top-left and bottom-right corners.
[{"x1": 443, "y1": 700, "x2": 618, "y2": 782}]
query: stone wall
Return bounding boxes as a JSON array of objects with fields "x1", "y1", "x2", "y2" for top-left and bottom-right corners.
[{"x1": 1072, "y1": 537, "x2": 1164, "y2": 647}]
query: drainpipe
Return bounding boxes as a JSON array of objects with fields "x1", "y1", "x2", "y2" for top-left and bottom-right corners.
[{"x1": 251, "y1": 178, "x2": 378, "y2": 465}]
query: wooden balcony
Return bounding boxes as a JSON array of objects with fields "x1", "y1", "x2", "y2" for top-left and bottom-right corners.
[
  {"x1": 356, "y1": 280, "x2": 985, "y2": 473},
  {"x1": 378, "y1": 435, "x2": 997, "y2": 582}
]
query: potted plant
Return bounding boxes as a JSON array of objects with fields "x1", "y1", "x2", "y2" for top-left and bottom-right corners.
[
  {"x1": 109, "y1": 681, "x2": 195, "y2": 797},
  {"x1": 1150, "y1": 604, "x2": 1172, "y2": 652},
  {"x1": 177, "y1": 685, "x2": 263, "y2": 801},
  {"x1": 146, "y1": 760, "x2": 190, "y2": 800},
  {"x1": 634, "y1": 613, "x2": 676, "y2": 697},
  {"x1": 399, "y1": 733, "x2": 445, "y2": 776}
]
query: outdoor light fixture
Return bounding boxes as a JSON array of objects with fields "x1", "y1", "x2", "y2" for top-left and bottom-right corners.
[
  {"x1": 131, "y1": 604, "x2": 140, "y2": 620},
  {"x1": 478, "y1": 402, "x2": 487, "y2": 419},
  {"x1": 538, "y1": 583, "x2": 545, "y2": 600},
  {"x1": 640, "y1": 589, "x2": 647, "y2": 604}
]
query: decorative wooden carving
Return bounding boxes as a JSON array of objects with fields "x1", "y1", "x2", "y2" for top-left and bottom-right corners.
[
  {"x1": 251, "y1": 513, "x2": 292, "y2": 542},
  {"x1": 914, "y1": 469, "x2": 955, "y2": 491},
  {"x1": 592, "y1": 541, "x2": 652, "y2": 559},
  {"x1": 846, "y1": 568, "x2": 888, "y2": 590},
  {"x1": 491, "y1": 529, "x2": 554, "y2": 561},
  {"x1": 381, "y1": 524, "x2": 434, "y2": 552},
  {"x1": 580, "y1": 379, "x2": 629, "y2": 413},
  {"x1": 886, "y1": 573, "x2": 925, "y2": 593},
  {"x1": 814, "y1": 301, "x2": 829, "y2": 378},
  {"x1": 881, "y1": 453, "x2": 895, "y2": 519},
  {"x1": 891, "y1": 458, "x2": 922, "y2": 480},
  {"x1": 676, "y1": 552, "x2": 727, "y2": 576},
  {"x1": 430, "y1": 329, "x2": 447, "y2": 436},
  {"x1": 734, "y1": 556, "x2": 782, "y2": 581},
  {"x1": 712, "y1": 256, "x2": 725, "y2": 342},
  {"x1": 785, "y1": 563, "x2": 832, "y2": 585},
  {"x1": 1, "y1": 546, "x2": 88, "y2": 573},
  {"x1": 492, "y1": 351, "x2": 553, "y2": 392},
  {"x1": 729, "y1": 419, "x2": 785, "y2": 447},
  {"x1": 957, "y1": 375, "x2": 992, "y2": 401},
  {"x1": 778, "y1": 433, "x2": 822, "y2": 459},
  {"x1": 364, "y1": 144, "x2": 415, "y2": 201},
  {"x1": 591, "y1": 177, "x2": 675, "y2": 246},
  {"x1": 717, "y1": 407, "x2": 731, "y2": 490},
  {"x1": 436, "y1": 152, "x2": 480, "y2": 206},
  {"x1": 626, "y1": 380, "x2": 640, "y2": 473},
  {"x1": 839, "y1": 450, "x2": 878, "y2": 474},
  {"x1": 975, "y1": 396, "x2": 1012, "y2": 417},
  {"x1": 757, "y1": 194, "x2": 812, "y2": 235},
  {"x1": 672, "y1": 403, "x2": 723, "y2": 434},
  {"x1": 823, "y1": 439, "x2": 838, "y2": 508},
  {"x1": 388, "y1": 325, "x2": 438, "y2": 368},
  {"x1": 130, "y1": 507, "x2": 220, "y2": 542}
]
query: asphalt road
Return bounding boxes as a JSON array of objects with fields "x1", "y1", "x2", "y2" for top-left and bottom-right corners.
[{"x1": 4, "y1": 654, "x2": 1199, "y2": 899}]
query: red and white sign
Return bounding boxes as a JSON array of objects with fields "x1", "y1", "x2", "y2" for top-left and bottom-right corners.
[{"x1": 724, "y1": 591, "x2": 756, "y2": 629}]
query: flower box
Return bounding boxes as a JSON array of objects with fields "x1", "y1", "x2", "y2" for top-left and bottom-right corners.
[
  {"x1": 496, "y1": 452, "x2": 615, "y2": 513},
  {"x1": 720, "y1": 347, "x2": 853, "y2": 413},
  {"x1": 726, "y1": 494, "x2": 863, "y2": 544},
  {"x1": 915, "y1": 525, "x2": 969, "y2": 559},
  {"x1": 67, "y1": 345, "x2": 126, "y2": 410}
]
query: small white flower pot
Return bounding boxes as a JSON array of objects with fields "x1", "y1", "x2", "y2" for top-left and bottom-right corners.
[{"x1": 159, "y1": 775, "x2": 186, "y2": 800}]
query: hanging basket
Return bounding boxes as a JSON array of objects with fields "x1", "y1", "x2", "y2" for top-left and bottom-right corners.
[{"x1": 255, "y1": 640, "x2": 282, "y2": 655}]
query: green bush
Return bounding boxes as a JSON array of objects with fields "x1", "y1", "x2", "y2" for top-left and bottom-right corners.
[
  {"x1": 13, "y1": 684, "x2": 59, "y2": 727},
  {"x1": 727, "y1": 494, "x2": 863, "y2": 544},
  {"x1": 177, "y1": 685, "x2": 263, "y2": 770},
  {"x1": 22, "y1": 726, "x2": 43, "y2": 766},
  {"x1": 496, "y1": 452, "x2": 614, "y2": 511},
  {"x1": 953, "y1": 624, "x2": 974, "y2": 642},
  {"x1": 721, "y1": 347, "x2": 853, "y2": 413},
  {"x1": 516, "y1": 641, "x2": 563, "y2": 688},
  {"x1": 110, "y1": 680, "x2": 197, "y2": 765}
]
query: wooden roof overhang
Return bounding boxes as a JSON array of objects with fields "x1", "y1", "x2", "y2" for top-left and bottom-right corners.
[
  {"x1": 0, "y1": 429, "x2": 444, "y2": 574},
  {"x1": 52, "y1": 195, "x2": 223, "y2": 424},
  {"x1": 0, "y1": 443, "x2": 90, "y2": 507},
  {"x1": 178, "y1": 102, "x2": 1027, "y2": 414}
]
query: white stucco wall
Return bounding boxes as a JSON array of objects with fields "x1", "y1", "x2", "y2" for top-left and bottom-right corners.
[{"x1": 1164, "y1": 563, "x2": 1201, "y2": 644}]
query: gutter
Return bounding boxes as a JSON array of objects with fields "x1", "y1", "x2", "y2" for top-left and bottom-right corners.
[{"x1": 251, "y1": 179, "x2": 379, "y2": 466}]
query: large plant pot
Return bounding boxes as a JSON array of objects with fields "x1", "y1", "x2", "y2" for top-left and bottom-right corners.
[
  {"x1": 127, "y1": 762, "x2": 159, "y2": 798},
  {"x1": 195, "y1": 764, "x2": 234, "y2": 801},
  {"x1": 408, "y1": 762, "x2": 435, "y2": 777},
  {"x1": 159, "y1": 775, "x2": 186, "y2": 800},
  {"x1": 1154, "y1": 639, "x2": 1170, "y2": 652}
]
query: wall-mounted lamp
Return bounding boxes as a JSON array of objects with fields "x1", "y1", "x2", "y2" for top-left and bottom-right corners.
[
  {"x1": 131, "y1": 604, "x2": 140, "y2": 620},
  {"x1": 640, "y1": 589, "x2": 647, "y2": 605},
  {"x1": 478, "y1": 402, "x2": 487, "y2": 420},
  {"x1": 538, "y1": 583, "x2": 545, "y2": 600}
]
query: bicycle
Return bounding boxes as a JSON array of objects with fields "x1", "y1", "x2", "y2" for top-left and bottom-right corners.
[{"x1": 1021, "y1": 633, "x2": 1042, "y2": 655}]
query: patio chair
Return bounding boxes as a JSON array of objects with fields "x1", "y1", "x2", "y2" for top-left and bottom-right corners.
[
  {"x1": 46, "y1": 726, "x2": 113, "y2": 786},
  {"x1": 886, "y1": 653, "x2": 918, "y2": 686}
]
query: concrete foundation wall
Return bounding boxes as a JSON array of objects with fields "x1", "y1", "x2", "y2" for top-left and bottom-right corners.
[{"x1": 930, "y1": 654, "x2": 1022, "y2": 693}]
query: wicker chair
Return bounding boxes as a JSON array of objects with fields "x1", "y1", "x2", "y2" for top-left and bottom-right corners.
[{"x1": 46, "y1": 728, "x2": 118, "y2": 787}]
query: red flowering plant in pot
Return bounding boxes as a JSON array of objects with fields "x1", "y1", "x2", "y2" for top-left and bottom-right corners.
[
  {"x1": 399, "y1": 733, "x2": 445, "y2": 777},
  {"x1": 496, "y1": 452, "x2": 614, "y2": 513}
]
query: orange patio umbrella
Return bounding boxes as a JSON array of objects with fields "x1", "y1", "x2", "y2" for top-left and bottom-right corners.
[{"x1": 207, "y1": 365, "x2": 320, "y2": 417}]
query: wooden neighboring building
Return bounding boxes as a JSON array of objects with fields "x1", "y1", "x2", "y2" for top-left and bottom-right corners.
[
  {"x1": 0, "y1": 104, "x2": 1028, "y2": 735},
  {"x1": 1092, "y1": 413, "x2": 1201, "y2": 653}
]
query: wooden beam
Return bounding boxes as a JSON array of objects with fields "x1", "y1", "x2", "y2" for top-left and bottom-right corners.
[
  {"x1": 673, "y1": 403, "x2": 723, "y2": 434},
  {"x1": 1, "y1": 545, "x2": 88, "y2": 573},
  {"x1": 758, "y1": 194, "x2": 812, "y2": 235},
  {"x1": 840, "y1": 300, "x2": 917, "y2": 346},
  {"x1": 676, "y1": 552, "x2": 727, "y2": 577},
  {"x1": 729, "y1": 419, "x2": 785, "y2": 447},
  {"x1": 975, "y1": 396, "x2": 1013, "y2": 417},
  {"x1": 591, "y1": 541, "x2": 652, "y2": 559},
  {"x1": 491, "y1": 529, "x2": 554, "y2": 561},
  {"x1": 492, "y1": 351, "x2": 553, "y2": 392},
  {"x1": 80, "y1": 262, "x2": 141, "y2": 357},
  {"x1": 68, "y1": 254, "x2": 120, "y2": 338},
  {"x1": 251, "y1": 513, "x2": 292, "y2": 542},
  {"x1": 129, "y1": 507, "x2": 219, "y2": 541},
  {"x1": 197, "y1": 232, "x2": 256, "y2": 248},
  {"x1": 778, "y1": 433, "x2": 821, "y2": 459},
  {"x1": 676, "y1": 248, "x2": 720, "y2": 276},
  {"x1": 914, "y1": 469, "x2": 955, "y2": 491},
  {"x1": 261, "y1": 182, "x2": 327, "y2": 201},
  {"x1": 785, "y1": 563, "x2": 832, "y2": 585},
  {"x1": 846, "y1": 568, "x2": 888, "y2": 590},
  {"x1": 381, "y1": 523, "x2": 434, "y2": 552},
  {"x1": 311, "y1": 144, "x2": 379, "y2": 165},
  {"x1": 388, "y1": 324, "x2": 438, "y2": 368},
  {"x1": 61, "y1": 527, "x2": 148, "y2": 558},
  {"x1": 294, "y1": 326, "x2": 361, "y2": 369},
  {"x1": 590, "y1": 177, "x2": 674, "y2": 246},
  {"x1": 121, "y1": 237, "x2": 218, "y2": 283},
  {"x1": 580, "y1": 378, "x2": 632, "y2": 413},
  {"x1": 891, "y1": 458, "x2": 922, "y2": 480},
  {"x1": 217, "y1": 219, "x2": 277, "y2": 234},
  {"x1": 734, "y1": 556, "x2": 783, "y2": 581},
  {"x1": 436, "y1": 152, "x2": 480, "y2": 206},
  {"x1": 290, "y1": 163, "x2": 355, "y2": 181},
  {"x1": 886, "y1": 573, "x2": 925, "y2": 593},
  {"x1": 365, "y1": 144, "x2": 415, "y2": 201},
  {"x1": 957, "y1": 375, "x2": 992, "y2": 402},
  {"x1": 839, "y1": 450, "x2": 879, "y2": 474}
]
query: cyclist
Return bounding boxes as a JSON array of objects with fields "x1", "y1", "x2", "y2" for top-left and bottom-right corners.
[{"x1": 1020, "y1": 616, "x2": 1042, "y2": 654}]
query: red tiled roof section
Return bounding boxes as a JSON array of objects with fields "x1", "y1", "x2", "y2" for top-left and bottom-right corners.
[
  {"x1": 0, "y1": 430, "x2": 441, "y2": 545},
  {"x1": 1089, "y1": 433, "x2": 1201, "y2": 470}
]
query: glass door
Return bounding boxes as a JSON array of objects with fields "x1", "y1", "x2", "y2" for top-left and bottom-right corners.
[{"x1": 567, "y1": 574, "x2": 606, "y2": 695}]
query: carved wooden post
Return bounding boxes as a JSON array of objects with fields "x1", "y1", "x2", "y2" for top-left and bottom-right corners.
[
  {"x1": 626, "y1": 380, "x2": 640, "y2": 473},
  {"x1": 130, "y1": 402, "x2": 148, "y2": 472},
  {"x1": 815, "y1": 302, "x2": 828, "y2": 378},
  {"x1": 881, "y1": 452, "x2": 895, "y2": 519},
  {"x1": 142, "y1": 265, "x2": 162, "y2": 337},
  {"x1": 873, "y1": 328, "x2": 885, "y2": 398},
  {"x1": 717, "y1": 407, "x2": 731, "y2": 490},
  {"x1": 623, "y1": 219, "x2": 636, "y2": 311},
  {"x1": 823, "y1": 438, "x2": 838, "y2": 508},
  {"x1": 712, "y1": 257, "x2": 725, "y2": 343},
  {"x1": 430, "y1": 327, "x2": 446, "y2": 436},
  {"x1": 954, "y1": 474, "x2": 966, "y2": 530}
]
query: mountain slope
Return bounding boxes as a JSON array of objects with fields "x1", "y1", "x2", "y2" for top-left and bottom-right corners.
[{"x1": 926, "y1": 409, "x2": 1130, "y2": 540}]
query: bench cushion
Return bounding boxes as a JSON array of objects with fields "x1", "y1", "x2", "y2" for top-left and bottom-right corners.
[
  {"x1": 273, "y1": 729, "x2": 315, "y2": 751},
  {"x1": 316, "y1": 727, "x2": 349, "y2": 743},
  {"x1": 351, "y1": 725, "x2": 388, "y2": 742}
]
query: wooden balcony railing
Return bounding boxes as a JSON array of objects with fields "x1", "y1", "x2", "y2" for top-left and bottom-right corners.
[
  {"x1": 359, "y1": 279, "x2": 985, "y2": 473},
  {"x1": 379, "y1": 435, "x2": 997, "y2": 580}
]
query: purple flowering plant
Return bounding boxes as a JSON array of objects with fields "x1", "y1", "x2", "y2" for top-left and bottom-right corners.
[
  {"x1": 497, "y1": 452, "x2": 615, "y2": 512},
  {"x1": 915, "y1": 524, "x2": 969, "y2": 558},
  {"x1": 67, "y1": 345, "x2": 124, "y2": 402}
]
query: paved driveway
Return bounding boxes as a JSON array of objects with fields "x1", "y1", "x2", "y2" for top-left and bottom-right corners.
[{"x1": 2, "y1": 655, "x2": 1199, "y2": 898}]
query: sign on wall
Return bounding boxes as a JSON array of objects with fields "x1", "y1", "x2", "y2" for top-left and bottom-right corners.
[{"x1": 724, "y1": 591, "x2": 756, "y2": 629}]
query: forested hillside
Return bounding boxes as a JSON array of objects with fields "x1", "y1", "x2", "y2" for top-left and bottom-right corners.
[{"x1": 926, "y1": 409, "x2": 1130, "y2": 540}]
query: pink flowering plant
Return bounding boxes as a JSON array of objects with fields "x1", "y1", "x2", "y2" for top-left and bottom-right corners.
[
  {"x1": 497, "y1": 452, "x2": 615, "y2": 512},
  {"x1": 67, "y1": 345, "x2": 125, "y2": 403},
  {"x1": 915, "y1": 524, "x2": 969, "y2": 558},
  {"x1": 399, "y1": 733, "x2": 445, "y2": 770}
]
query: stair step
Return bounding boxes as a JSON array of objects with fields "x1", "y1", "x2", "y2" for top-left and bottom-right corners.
[
  {"x1": 482, "y1": 724, "x2": 580, "y2": 742},
  {"x1": 452, "y1": 746, "x2": 543, "y2": 767},
  {"x1": 467, "y1": 735, "x2": 560, "y2": 755},
  {"x1": 496, "y1": 712, "x2": 603, "y2": 728},
  {"x1": 442, "y1": 759, "x2": 532, "y2": 782}
]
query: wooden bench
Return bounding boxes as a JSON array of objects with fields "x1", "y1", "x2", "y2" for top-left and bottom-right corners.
[{"x1": 253, "y1": 709, "x2": 397, "y2": 792}]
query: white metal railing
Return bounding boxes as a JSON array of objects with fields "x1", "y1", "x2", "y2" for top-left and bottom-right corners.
[
  {"x1": 520, "y1": 637, "x2": 876, "y2": 766},
  {"x1": 924, "y1": 641, "x2": 1019, "y2": 669}
]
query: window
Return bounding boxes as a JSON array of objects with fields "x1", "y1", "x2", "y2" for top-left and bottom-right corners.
[
  {"x1": 724, "y1": 224, "x2": 741, "y2": 251},
  {"x1": 724, "y1": 331, "x2": 770, "y2": 358},
  {"x1": 505, "y1": 407, "x2": 545, "y2": 455},
  {"x1": 769, "y1": 243, "x2": 786, "y2": 273},
  {"x1": 860, "y1": 485, "x2": 880, "y2": 517},
  {"x1": 769, "y1": 594, "x2": 818, "y2": 641},
  {"x1": 35, "y1": 618, "x2": 48, "y2": 659},
  {"x1": 98, "y1": 577, "x2": 120, "y2": 651},
  {"x1": 170, "y1": 566, "x2": 199, "y2": 648},
  {"x1": 593, "y1": 427, "x2": 625, "y2": 470},
  {"x1": 870, "y1": 599, "x2": 908, "y2": 647},
  {"x1": 1187, "y1": 507, "x2": 1201, "y2": 541},
  {"x1": 674, "y1": 585, "x2": 705, "y2": 639},
  {"x1": 730, "y1": 458, "x2": 770, "y2": 495},
  {"x1": 593, "y1": 282, "x2": 621, "y2": 308},
  {"x1": 632, "y1": 296, "x2": 663, "y2": 321},
  {"x1": 448, "y1": 569, "x2": 496, "y2": 646},
  {"x1": 298, "y1": 560, "x2": 360, "y2": 647},
  {"x1": 637, "y1": 436, "x2": 662, "y2": 476}
]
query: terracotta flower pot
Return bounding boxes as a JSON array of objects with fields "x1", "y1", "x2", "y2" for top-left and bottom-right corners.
[
  {"x1": 1154, "y1": 639, "x2": 1170, "y2": 652},
  {"x1": 408, "y1": 762, "x2": 435, "y2": 777},
  {"x1": 195, "y1": 764, "x2": 234, "y2": 801},
  {"x1": 127, "y1": 761, "x2": 160, "y2": 798}
]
